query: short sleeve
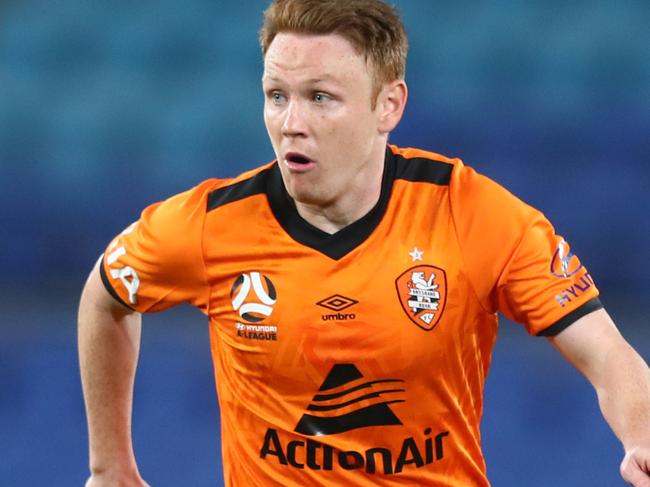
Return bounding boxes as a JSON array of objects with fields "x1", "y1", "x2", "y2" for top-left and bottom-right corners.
[
  {"x1": 451, "y1": 163, "x2": 601, "y2": 336},
  {"x1": 100, "y1": 180, "x2": 215, "y2": 314}
]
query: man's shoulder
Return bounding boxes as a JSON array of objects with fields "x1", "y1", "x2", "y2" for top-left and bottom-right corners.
[
  {"x1": 162, "y1": 161, "x2": 276, "y2": 209},
  {"x1": 390, "y1": 144, "x2": 533, "y2": 215},
  {"x1": 214, "y1": 160, "x2": 277, "y2": 189},
  {"x1": 136, "y1": 161, "x2": 276, "y2": 228},
  {"x1": 390, "y1": 145, "x2": 463, "y2": 167},
  {"x1": 389, "y1": 144, "x2": 465, "y2": 187},
  {"x1": 205, "y1": 160, "x2": 276, "y2": 212}
]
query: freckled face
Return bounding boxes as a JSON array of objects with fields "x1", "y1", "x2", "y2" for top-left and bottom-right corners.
[{"x1": 262, "y1": 33, "x2": 387, "y2": 207}]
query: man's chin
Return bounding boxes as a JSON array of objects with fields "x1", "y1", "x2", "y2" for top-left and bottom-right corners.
[
  {"x1": 284, "y1": 181, "x2": 330, "y2": 207},
  {"x1": 279, "y1": 167, "x2": 332, "y2": 206},
  {"x1": 286, "y1": 188, "x2": 321, "y2": 206}
]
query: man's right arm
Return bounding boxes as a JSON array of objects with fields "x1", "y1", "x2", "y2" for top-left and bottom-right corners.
[{"x1": 78, "y1": 258, "x2": 150, "y2": 487}]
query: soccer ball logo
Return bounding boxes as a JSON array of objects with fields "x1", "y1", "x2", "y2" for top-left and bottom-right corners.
[{"x1": 230, "y1": 272, "x2": 277, "y2": 323}]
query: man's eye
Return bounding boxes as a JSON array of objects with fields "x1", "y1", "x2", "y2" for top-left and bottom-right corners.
[
  {"x1": 270, "y1": 92, "x2": 286, "y2": 104},
  {"x1": 313, "y1": 93, "x2": 331, "y2": 103}
]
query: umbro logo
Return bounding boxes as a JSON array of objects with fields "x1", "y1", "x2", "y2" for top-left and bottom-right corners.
[
  {"x1": 317, "y1": 294, "x2": 358, "y2": 311},
  {"x1": 317, "y1": 294, "x2": 358, "y2": 321},
  {"x1": 294, "y1": 363, "x2": 405, "y2": 436}
]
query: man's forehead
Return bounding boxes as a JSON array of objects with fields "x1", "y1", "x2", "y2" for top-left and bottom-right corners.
[
  {"x1": 266, "y1": 31, "x2": 356, "y2": 53},
  {"x1": 262, "y1": 72, "x2": 342, "y2": 85},
  {"x1": 262, "y1": 33, "x2": 371, "y2": 85}
]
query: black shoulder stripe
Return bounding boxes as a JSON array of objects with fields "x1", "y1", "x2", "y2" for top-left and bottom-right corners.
[
  {"x1": 207, "y1": 167, "x2": 272, "y2": 212},
  {"x1": 393, "y1": 154, "x2": 453, "y2": 185},
  {"x1": 537, "y1": 297, "x2": 604, "y2": 337},
  {"x1": 99, "y1": 256, "x2": 135, "y2": 311}
]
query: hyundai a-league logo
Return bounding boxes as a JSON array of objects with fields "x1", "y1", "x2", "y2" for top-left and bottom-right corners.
[
  {"x1": 230, "y1": 272, "x2": 277, "y2": 323},
  {"x1": 550, "y1": 239, "x2": 584, "y2": 278}
]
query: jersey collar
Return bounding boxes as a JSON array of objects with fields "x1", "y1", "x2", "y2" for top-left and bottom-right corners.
[{"x1": 266, "y1": 147, "x2": 396, "y2": 260}]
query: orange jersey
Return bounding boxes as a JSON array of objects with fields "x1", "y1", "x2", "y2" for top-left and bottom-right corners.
[{"x1": 101, "y1": 145, "x2": 601, "y2": 486}]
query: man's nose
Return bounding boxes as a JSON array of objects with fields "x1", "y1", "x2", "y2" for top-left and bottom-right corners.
[{"x1": 281, "y1": 101, "x2": 308, "y2": 137}]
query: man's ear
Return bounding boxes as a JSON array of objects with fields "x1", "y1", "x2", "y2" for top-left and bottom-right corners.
[{"x1": 376, "y1": 80, "x2": 408, "y2": 134}]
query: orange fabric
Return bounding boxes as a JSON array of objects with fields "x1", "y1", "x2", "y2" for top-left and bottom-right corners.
[{"x1": 101, "y1": 146, "x2": 599, "y2": 486}]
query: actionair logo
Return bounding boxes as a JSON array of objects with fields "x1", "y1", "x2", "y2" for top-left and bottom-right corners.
[
  {"x1": 295, "y1": 364, "x2": 404, "y2": 436},
  {"x1": 231, "y1": 272, "x2": 277, "y2": 323},
  {"x1": 317, "y1": 294, "x2": 358, "y2": 321},
  {"x1": 259, "y1": 363, "x2": 450, "y2": 475}
]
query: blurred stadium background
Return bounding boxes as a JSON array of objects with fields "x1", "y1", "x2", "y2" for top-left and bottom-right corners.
[{"x1": 1, "y1": 0, "x2": 648, "y2": 485}]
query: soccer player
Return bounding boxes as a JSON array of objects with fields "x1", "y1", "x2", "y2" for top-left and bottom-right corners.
[{"x1": 78, "y1": 0, "x2": 650, "y2": 485}]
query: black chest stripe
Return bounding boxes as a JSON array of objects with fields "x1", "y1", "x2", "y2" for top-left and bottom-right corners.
[
  {"x1": 207, "y1": 168, "x2": 271, "y2": 212},
  {"x1": 394, "y1": 153, "x2": 453, "y2": 185}
]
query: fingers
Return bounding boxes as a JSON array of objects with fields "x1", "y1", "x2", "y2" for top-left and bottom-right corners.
[
  {"x1": 623, "y1": 471, "x2": 650, "y2": 487},
  {"x1": 621, "y1": 448, "x2": 650, "y2": 487}
]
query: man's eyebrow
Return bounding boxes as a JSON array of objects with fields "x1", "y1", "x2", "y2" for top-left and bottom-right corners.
[{"x1": 262, "y1": 75, "x2": 339, "y2": 85}]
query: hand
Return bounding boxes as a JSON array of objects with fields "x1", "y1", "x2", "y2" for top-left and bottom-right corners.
[
  {"x1": 85, "y1": 471, "x2": 151, "y2": 487},
  {"x1": 621, "y1": 447, "x2": 650, "y2": 487}
]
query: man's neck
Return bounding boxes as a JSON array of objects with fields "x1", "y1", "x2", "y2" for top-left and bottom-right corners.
[{"x1": 293, "y1": 155, "x2": 386, "y2": 235}]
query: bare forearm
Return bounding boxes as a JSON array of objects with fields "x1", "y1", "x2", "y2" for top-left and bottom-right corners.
[
  {"x1": 595, "y1": 341, "x2": 650, "y2": 450},
  {"x1": 78, "y1": 270, "x2": 143, "y2": 476},
  {"x1": 551, "y1": 309, "x2": 650, "y2": 485},
  {"x1": 551, "y1": 310, "x2": 650, "y2": 448}
]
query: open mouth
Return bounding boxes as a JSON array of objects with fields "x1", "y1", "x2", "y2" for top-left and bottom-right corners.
[{"x1": 285, "y1": 152, "x2": 313, "y2": 165}]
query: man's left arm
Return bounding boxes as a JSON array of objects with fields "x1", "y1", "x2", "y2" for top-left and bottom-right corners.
[{"x1": 550, "y1": 308, "x2": 650, "y2": 486}]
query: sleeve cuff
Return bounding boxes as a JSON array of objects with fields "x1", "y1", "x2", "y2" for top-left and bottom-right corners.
[
  {"x1": 536, "y1": 297, "x2": 604, "y2": 337},
  {"x1": 99, "y1": 256, "x2": 136, "y2": 311}
]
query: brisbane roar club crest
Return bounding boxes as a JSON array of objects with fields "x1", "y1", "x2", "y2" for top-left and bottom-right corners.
[{"x1": 395, "y1": 265, "x2": 447, "y2": 331}]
